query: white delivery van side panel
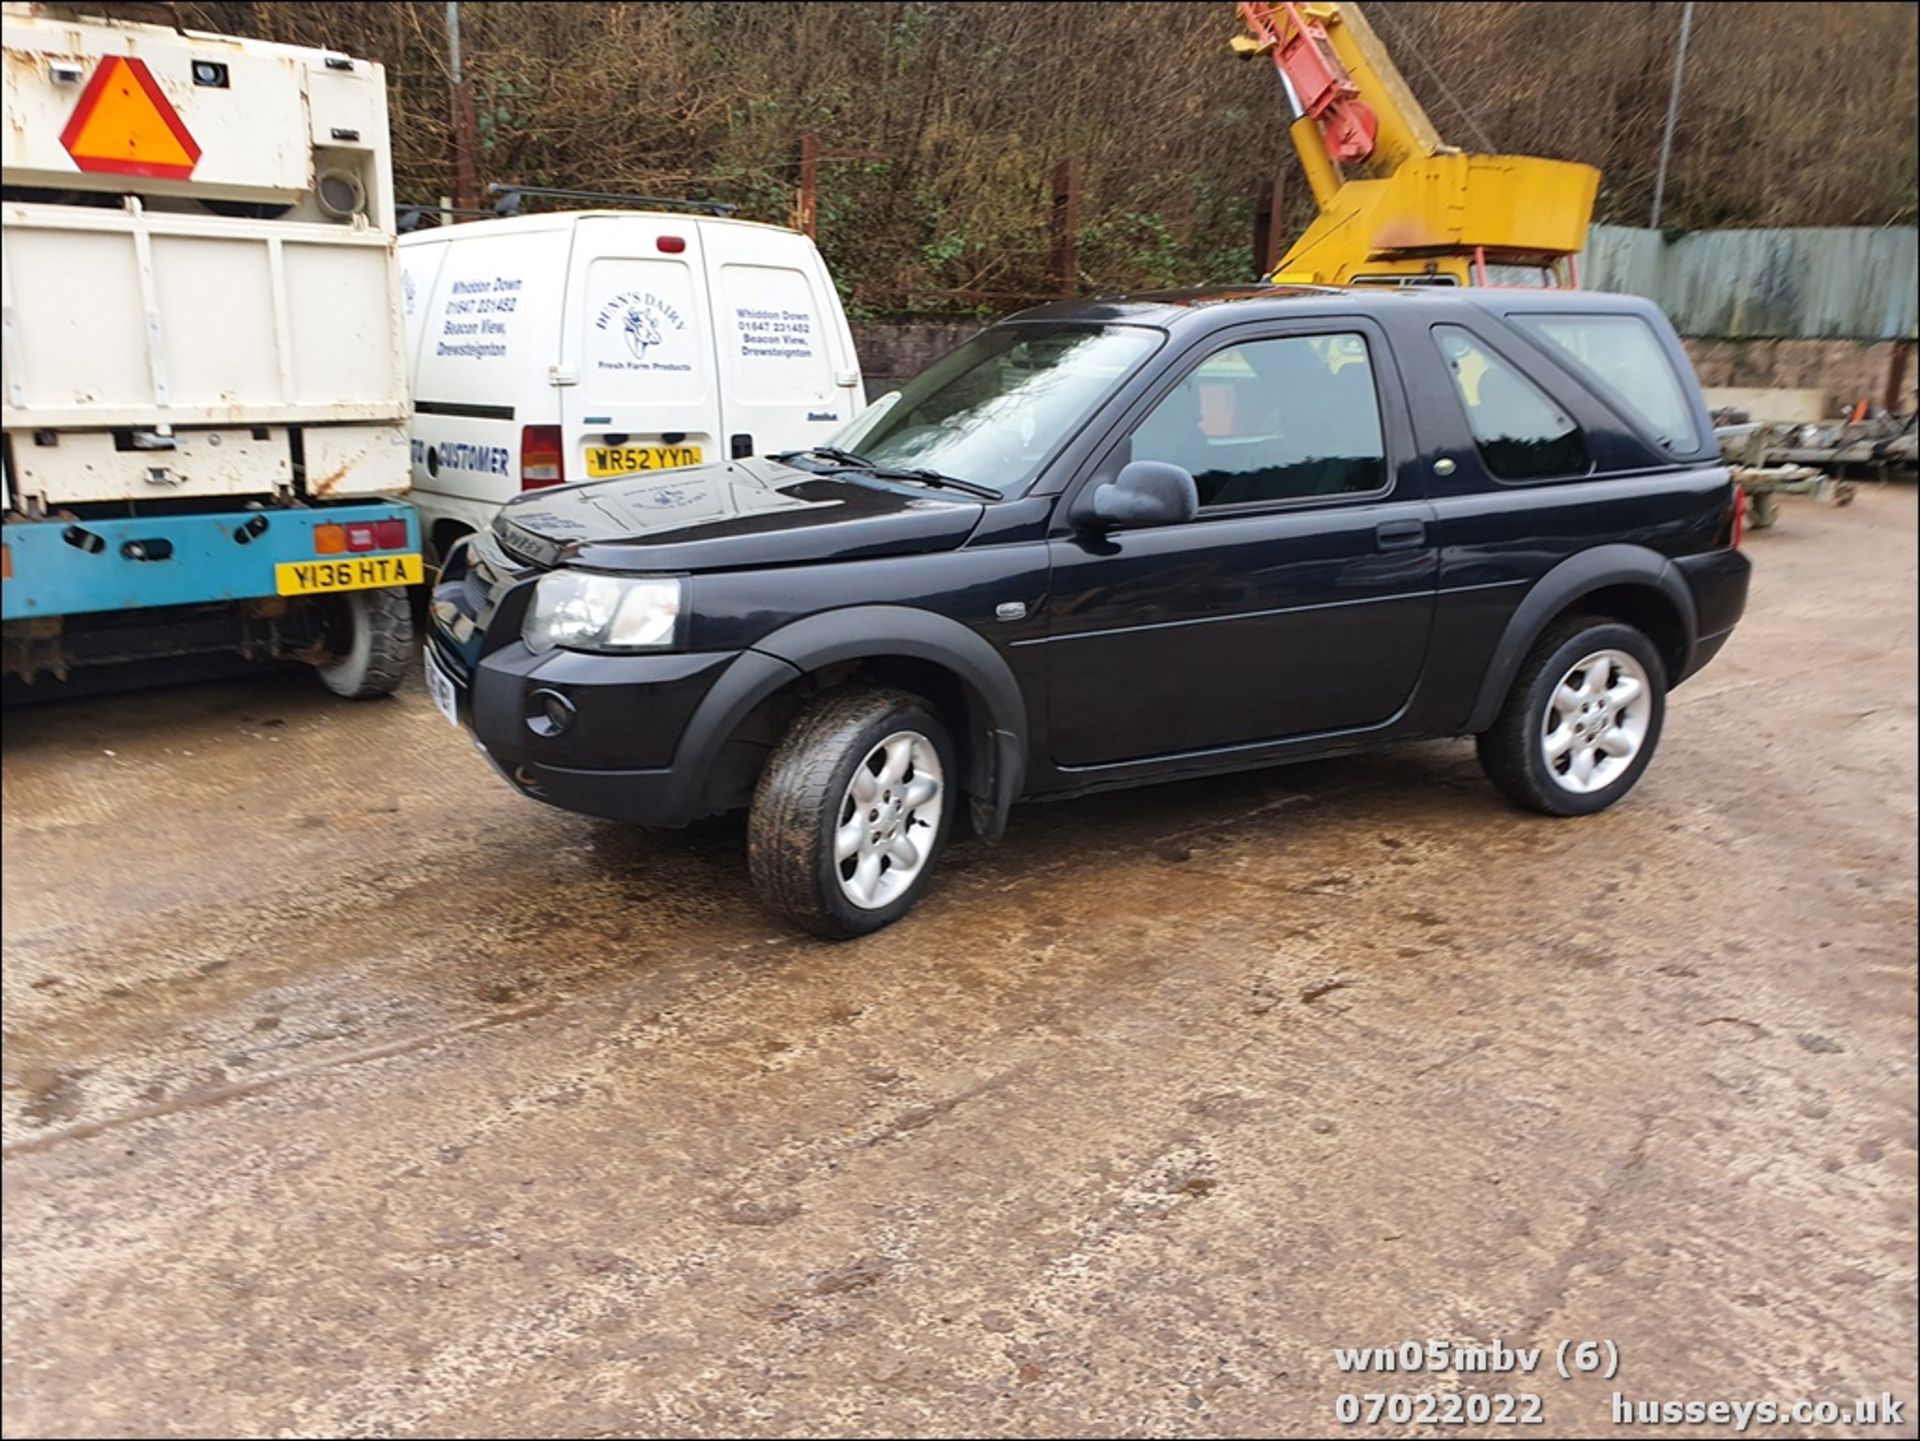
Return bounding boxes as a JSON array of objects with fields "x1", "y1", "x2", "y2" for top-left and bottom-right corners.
[
  {"x1": 560, "y1": 215, "x2": 723, "y2": 480},
  {"x1": 399, "y1": 239, "x2": 450, "y2": 383},
  {"x1": 401, "y1": 223, "x2": 570, "y2": 547},
  {"x1": 700, "y1": 222, "x2": 865, "y2": 456}
]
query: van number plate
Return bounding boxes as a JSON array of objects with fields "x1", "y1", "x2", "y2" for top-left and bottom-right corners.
[
  {"x1": 585, "y1": 444, "x2": 703, "y2": 477},
  {"x1": 275, "y1": 554, "x2": 424, "y2": 596}
]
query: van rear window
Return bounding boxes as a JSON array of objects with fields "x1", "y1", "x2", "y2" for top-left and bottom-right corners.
[{"x1": 1514, "y1": 313, "x2": 1700, "y2": 452}]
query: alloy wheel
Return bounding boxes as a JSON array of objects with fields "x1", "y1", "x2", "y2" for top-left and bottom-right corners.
[{"x1": 1541, "y1": 648, "x2": 1651, "y2": 794}]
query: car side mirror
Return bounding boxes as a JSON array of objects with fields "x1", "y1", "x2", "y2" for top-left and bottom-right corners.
[{"x1": 1081, "y1": 460, "x2": 1199, "y2": 530}]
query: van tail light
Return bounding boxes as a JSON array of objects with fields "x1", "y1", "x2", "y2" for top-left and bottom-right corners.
[
  {"x1": 521, "y1": 426, "x2": 565, "y2": 490},
  {"x1": 1730, "y1": 482, "x2": 1746, "y2": 549}
]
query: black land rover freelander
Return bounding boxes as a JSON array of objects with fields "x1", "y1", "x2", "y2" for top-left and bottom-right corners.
[{"x1": 427, "y1": 285, "x2": 1751, "y2": 936}]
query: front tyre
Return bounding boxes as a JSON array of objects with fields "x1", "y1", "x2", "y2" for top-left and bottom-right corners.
[
  {"x1": 1476, "y1": 618, "x2": 1668, "y2": 818},
  {"x1": 314, "y1": 586, "x2": 414, "y2": 699},
  {"x1": 748, "y1": 687, "x2": 956, "y2": 938}
]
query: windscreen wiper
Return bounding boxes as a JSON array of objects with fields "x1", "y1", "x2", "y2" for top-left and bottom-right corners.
[
  {"x1": 771, "y1": 445, "x2": 875, "y2": 469},
  {"x1": 872, "y1": 467, "x2": 1002, "y2": 501},
  {"x1": 773, "y1": 447, "x2": 1001, "y2": 501}
]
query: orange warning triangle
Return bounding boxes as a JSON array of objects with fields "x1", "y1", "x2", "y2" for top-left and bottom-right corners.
[{"x1": 60, "y1": 56, "x2": 201, "y2": 181}]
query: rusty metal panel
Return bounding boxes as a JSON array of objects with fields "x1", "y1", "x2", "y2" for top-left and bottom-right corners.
[{"x1": 1583, "y1": 225, "x2": 1918, "y2": 341}]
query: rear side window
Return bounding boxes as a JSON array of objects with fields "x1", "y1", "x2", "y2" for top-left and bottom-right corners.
[
  {"x1": 1131, "y1": 333, "x2": 1388, "y2": 507},
  {"x1": 1434, "y1": 325, "x2": 1589, "y2": 482},
  {"x1": 1513, "y1": 313, "x2": 1700, "y2": 451}
]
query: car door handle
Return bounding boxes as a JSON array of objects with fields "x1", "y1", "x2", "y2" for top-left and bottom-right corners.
[{"x1": 1375, "y1": 519, "x2": 1427, "y2": 550}]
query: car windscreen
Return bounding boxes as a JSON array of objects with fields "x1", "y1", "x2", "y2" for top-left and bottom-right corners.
[{"x1": 830, "y1": 323, "x2": 1162, "y2": 493}]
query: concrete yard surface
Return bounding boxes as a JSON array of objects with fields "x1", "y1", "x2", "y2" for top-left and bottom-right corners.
[{"x1": 3, "y1": 486, "x2": 1915, "y2": 1437}]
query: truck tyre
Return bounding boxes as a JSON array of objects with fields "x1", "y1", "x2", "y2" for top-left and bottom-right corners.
[
  {"x1": 1475, "y1": 616, "x2": 1667, "y2": 818},
  {"x1": 316, "y1": 586, "x2": 414, "y2": 699},
  {"x1": 748, "y1": 686, "x2": 957, "y2": 939}
]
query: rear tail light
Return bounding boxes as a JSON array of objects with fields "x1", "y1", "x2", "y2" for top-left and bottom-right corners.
[
  {"x1": 1730, "y1": 483, "x2": 1747, "y2": 550},
  {"x1": 313, "y1": 520, "x2": 409, "y2": 555},
  {"x1": 521, "y1": 425, "x2": 564, "y2": 490}
]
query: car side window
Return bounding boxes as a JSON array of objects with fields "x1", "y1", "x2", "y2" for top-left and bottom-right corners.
[
  {"x1": 1434, "y1": 324, "x2": 1590, "y2": 482},
  {"x1": 1512, "y1": 313, "x2": 1700, "y2": 451},
  {"x1": 1129, "y1": 333, "x2": 1388, "y2": 508}
]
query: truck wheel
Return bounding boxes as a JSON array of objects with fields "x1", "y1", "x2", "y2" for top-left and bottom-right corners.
[
  {"x1": 1475, "y1": 617, "x2": 1667, "y2": 818},
  {"x1": 315, "y1": 586, "x2": 414, "y2": 699},
  {"x1": 748, "y1": 686, "x2": 956, "y2": 939}
]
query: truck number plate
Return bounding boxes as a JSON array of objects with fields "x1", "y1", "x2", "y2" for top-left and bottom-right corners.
[
  {"x1": 424, "y1": 647, "x2": 460, "y2": 728},
  {"x1": 274, "y1": 554, "x2": 423, "y2": 596},
  {"x1": 584, "y1": 444, "x2": 703, "y2": 477}
]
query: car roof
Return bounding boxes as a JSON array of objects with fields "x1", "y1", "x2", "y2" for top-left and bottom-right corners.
[
  {"x1": 397, "y1": 209, "x2": 804, "y2": 246},
  {"x1": 1002, "y1": 283, "x2": 1670, "y2": 329}
]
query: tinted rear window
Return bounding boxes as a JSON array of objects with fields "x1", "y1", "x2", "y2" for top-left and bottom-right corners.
[
  {"x1": 1514, "y1": 313, "x2": 1700, "y2": 451},
  {"x1": 1434, "y1": 325, "x2": 1590, "y2": 482}
]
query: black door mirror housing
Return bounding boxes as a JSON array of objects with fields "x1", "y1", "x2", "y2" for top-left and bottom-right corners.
[{"x1": 1081, "y1": 460, "x2": 1199, "y2": 530}]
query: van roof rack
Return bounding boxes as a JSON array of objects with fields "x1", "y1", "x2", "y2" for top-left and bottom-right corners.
[
  {"x1": 487, "y1": 184, "x2": 735, "y2": 218},
  {"x1": 396, "y1": 202, "x2": 496, "y2": 233}
]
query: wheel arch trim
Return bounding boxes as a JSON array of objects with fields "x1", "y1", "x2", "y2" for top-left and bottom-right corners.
[
  {"x1": 1466, "y1": 544, "x2": 1698, "y2": 734},
  {"x1": 671, "y1": 607, "x2": 1028, "y2": 838}
]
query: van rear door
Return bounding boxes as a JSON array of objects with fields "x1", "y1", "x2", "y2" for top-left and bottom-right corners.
[
  {"x1": 700, "y1": 223, "x2": 865, "y2": 458},
  {"x1": 560, "y1": 216, "x2": 723, "y2": 483}
]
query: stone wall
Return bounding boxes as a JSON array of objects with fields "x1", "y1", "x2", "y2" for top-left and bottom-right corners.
[
  {"x1": 1680, "y1": 338, "x2": 1916, "y2": 417},
  {"x1": 854, "y1": 320, "x2": 1918, "y2": 418},
  {"x1": 851, "y1": 320, "x2": 986, "y2": 394}
]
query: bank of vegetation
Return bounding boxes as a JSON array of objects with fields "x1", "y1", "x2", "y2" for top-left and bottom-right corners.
[{"x1": 149, "y1": 1, "x2": 1920, "y2": 313}]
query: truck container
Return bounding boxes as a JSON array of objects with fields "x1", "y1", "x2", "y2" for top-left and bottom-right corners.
[{"x1": 1, "y1": 1, "x2": 419, "y2": 697}]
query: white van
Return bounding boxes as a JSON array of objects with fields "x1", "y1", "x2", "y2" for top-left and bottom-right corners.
[{"x1": 397, "y1": 210, "x2": 865, "y2": 560}]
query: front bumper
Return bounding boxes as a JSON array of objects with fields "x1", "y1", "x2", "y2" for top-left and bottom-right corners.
[{"x1": 425, "y1": 625, "x2": 787, "y2": 828}]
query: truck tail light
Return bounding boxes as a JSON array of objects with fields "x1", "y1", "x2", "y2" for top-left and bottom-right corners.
[
  {"x1": 313, "y1": 520, "x2": 409, "y2": 554},
  {"x1": 521, "y1": 426, "x2": 565, "y2": 490},
  {"x1": 1730, "y1": 483, "x2": 1746, "y2": 550}
]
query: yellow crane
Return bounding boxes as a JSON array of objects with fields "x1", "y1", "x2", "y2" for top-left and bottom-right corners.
[{"x1": 1233, "y1": 1, "x2": 1600, "y2": 287}]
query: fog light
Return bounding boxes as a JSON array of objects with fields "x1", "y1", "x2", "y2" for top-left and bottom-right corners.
[{"x1": 526, "y1": 687, "x2": 575, "y2": 737}]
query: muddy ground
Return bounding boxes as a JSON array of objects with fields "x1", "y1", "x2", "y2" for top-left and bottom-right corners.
[{"x1": 4, "y1": 486, "x2": 1915, "y2": 1438}]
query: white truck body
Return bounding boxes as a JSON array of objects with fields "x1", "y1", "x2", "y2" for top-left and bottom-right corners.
[
  {"x1": 1, "y1": 1, "x2": 409, "y2": 509},
  {"x1": 2, "y1": 4, "x2": 420, "y2": 697},
  {"x1": 396, "y1": 211, "x2": 864, "y2": 556}
]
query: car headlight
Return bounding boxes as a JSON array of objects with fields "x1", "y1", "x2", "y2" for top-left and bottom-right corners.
[{"x1": 522, "y1": 572, "x2": 682, "y2": 654}]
